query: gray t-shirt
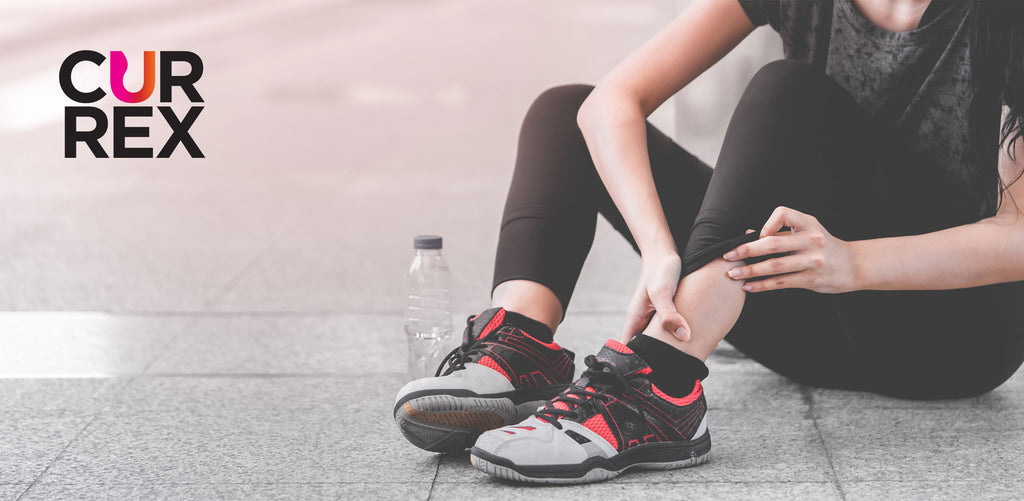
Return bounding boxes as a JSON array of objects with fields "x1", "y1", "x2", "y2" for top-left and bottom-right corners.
[{"x1": 737, "y1": 0, "x2": 999, "y2": 203}]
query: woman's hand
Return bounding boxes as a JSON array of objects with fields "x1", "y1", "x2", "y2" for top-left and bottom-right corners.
[
  {"x1": 722, "y1": 206, "x2": 859, "y2": 293},
  {"x1": 621, "y1": 250, "x2": 692, "y2": 344}
]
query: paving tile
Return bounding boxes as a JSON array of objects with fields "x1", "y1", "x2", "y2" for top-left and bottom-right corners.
[
  {"x1": 145, "y1": 315, "x2": 408, "y2": 375},
  {"x1": 36, "y1": 405, "x2": 437, "y2": 485},
  {"x1": 109, "y1": 374, "x2": 404, "y2": 414},
  {"x1": 207, "y1": 184, "x2": 503, "y2": 316},
  {"x1": 431, "y1": 479, "x2": 840, "y2": 500},
  {"x1": 701, "y1": 361, "x2": 807, "y2": 411},
  {"x1": 0, "y1": 164, "x2": 337, "y2": 312},
  {"x1": 33, "y1": 374, "x2": 429, "y2": 485},
  {"x1": 0, "y1": 485, "x2": 28, "y2": 501},
  {"x1": 816, "y1": 407, "x2": 1024, "y2": 482},
  {"x1": 20, "y1": 482, "x2": 431, "y2": 501},
  {"x1": 843, "y1": 480, "x2": 1024, "y2": 501},
  {"x1": 0, "y1": 313, "x2": 195, "y2": 377},
  {"x1": 0, "y1": 378, "x2": 119, "y2": 413},
  {"x1": 0, "y1": 412, "x2": 95, "y2": 483}
]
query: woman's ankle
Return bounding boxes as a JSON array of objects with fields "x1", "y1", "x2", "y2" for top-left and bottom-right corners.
[{"x1": 491, "y1": 280, "x2": 563, "y2": 334}]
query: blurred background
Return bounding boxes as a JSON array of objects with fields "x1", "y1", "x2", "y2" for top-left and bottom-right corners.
[{"x1": 0, "y1": 0, "x2": 778, "y2": 328}]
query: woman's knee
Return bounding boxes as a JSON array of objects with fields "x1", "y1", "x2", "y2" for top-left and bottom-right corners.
[
  {"x1": 522, "y1": 84, "x2": 595, "y2": 131},
  {"x1": 748, "y1": 60, "x2": 829, "y2": 95},
  {"x1": 737, "y1": 59, "x2": 834, "y2": 119}
]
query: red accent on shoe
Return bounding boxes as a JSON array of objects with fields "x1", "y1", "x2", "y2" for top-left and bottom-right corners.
[
  {"x1": 651, "y1": 380, "x2": 702, "y2": 406},
  {"x1": 637, "y1": 366, "x2": 653, "y2": 375},
  {"x1": 512, "y1": 426, "x2": 536, "y2": 431},
  {"x1": 477, "y1": 356, "x2": 511, "y2": 382},
  {"x1": 502, "y1": 430, "x2": 515, "y2": 434},
  {"x1": 605, "y1": 339, "x2": 633, "y2": 354},
  {"x1": 477, "y1": 309, "x2": 506, "y2": 340},
  {"x1": 521, "y1": 331, "x2": 562, "y2": 351},
  {"x1": 582, "y1": 413, "x2": 619, "y2": 450},
  {"x1": 552, "y1": 400, "x2": 571, "y2": 411}
]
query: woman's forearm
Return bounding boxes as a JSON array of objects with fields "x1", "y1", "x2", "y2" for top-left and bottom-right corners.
[
  {"x1": 572, "y1": 0, "x2": 754, "y2": 256},
  {"x1": 577, "y1": 90, "x2": 677, "y2": 255},
  {"x1": 853, "y1": 129, "x2": 1024, "y2": 291},
  {"x1": 850, "y1": 214, "x2": 1024, "y2": 290}
]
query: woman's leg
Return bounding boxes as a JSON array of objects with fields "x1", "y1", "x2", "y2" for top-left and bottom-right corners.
[
  {"x1": 491, "y1": 84, "x2": 712, "y2": 334},
  {"x1": 642, "y1": 60, "x2": 1024, "y2": 397},
  {"x1": 639, "y1": 59, "x2": 865, "y2": 362}
]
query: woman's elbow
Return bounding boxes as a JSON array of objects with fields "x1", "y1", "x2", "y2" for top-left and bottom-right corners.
[
  {"x1": 576, "y1": 87, "x2": 642, "y2": 135},
  {"x1": 576, "y1": 92, "x2": 602, "y2": 134}
]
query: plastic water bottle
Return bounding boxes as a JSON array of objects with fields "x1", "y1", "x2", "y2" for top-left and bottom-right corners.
[{"x1": 405, "y1": 235, "x2": 453, "y2": 380}]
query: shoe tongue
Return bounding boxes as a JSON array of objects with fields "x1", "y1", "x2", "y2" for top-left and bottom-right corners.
[
  {"x1": 594, "y1": 340, "x2": 650, "y2": 376},
  {"x1": 462, "y1": 307, "x2": 507, "y2": 344}
]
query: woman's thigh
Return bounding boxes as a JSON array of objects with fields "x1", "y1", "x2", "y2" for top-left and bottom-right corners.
[
  {"x1": 727, "y1": 282, "x2": 1024, "y2": 398},
  {"x1": 834, "y1": 282, "x2": 1024, "y2": 398}
]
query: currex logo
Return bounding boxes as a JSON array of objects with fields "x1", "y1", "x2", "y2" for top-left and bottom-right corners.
[{"x1": 60, "y1": 50, "x2": 205, "y2": 159}]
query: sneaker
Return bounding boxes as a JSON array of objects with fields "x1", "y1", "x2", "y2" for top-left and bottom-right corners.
[
  {"x1": 469, "y1": 339, "x2": 710, "y2": 484},
  {"x1": 393, "y1": 307, "x2": 575, "y2": 452}
]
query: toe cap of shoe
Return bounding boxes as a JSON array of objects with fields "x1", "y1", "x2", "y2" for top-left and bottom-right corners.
[{"x1": 475, "y1": 417, "x2": 589, "y2": 466}]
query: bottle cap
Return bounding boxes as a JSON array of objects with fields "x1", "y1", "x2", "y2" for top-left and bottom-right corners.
[{"x1": 414, "y1": 235, "x2": 443, "y2": 249}]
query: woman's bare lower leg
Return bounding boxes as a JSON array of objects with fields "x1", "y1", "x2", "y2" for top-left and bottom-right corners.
[
  {"x1": 491, "y1": 280, "x2": 563, "y2": 335},
  {"x1": 643, "y1": 258, "x2": 746, "y2": 361}
]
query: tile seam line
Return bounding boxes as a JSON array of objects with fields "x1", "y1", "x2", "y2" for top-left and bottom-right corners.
[
  {"x1": 12, "y1": 480, "x2": 843, "y2": 486},
  {"x1": 195, "y1": 187, "x2": 352, "y2": 314},
  {"x1": 133, "y1": 200, "x2": 331, "y2": 375},
  {"x1": 17, "y1": 413, "x2": 100, "y2": 501},
  {"x1": 17, "y1": 481, "x2": 437, "y2": 486},
  {"x1": 425, "y1": 455, "x2": 441, "y2": 501},
  {"x1": 135, "y1": 315, "x2": 206, "y2": 375},
  {"x1": 799, "y1": 385, "x2": 847, "y2": 501}
]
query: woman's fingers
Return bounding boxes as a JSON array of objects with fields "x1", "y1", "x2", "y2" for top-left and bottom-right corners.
[
  {"x1": 724, "y1": 231, "x2": 798, "y2": 260},
  {"x1": 760, "y1": 206, "x2": 812, "y2": 237},
  {"x1": 621, "y1": 287, "x2": 653, "y2": 343},
  {"x1": 727, "y1": 254, "x2": 814, "y2": 280},
  {"x1": 742, "y1": 271, "x2": 813, "y2": 292},
  {"x1": 650, "y1": 289, "x2": 691, "y2": 341}
]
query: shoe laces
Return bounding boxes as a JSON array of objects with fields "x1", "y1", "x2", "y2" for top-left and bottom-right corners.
[
  {"x1": 534, "y1": 355, "x2": 635, "y2": 429},
  {"x1": 434, "y1": 315, "x2": 489, "y2": 377}
]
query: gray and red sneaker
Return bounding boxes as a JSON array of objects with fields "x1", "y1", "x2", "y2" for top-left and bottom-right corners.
[
  {"x1": 393, "y1": 307, "x2": 575, "y2": 453},
  {"x1": 469, "y1": 339, "x2": 711, "y2": 484}
]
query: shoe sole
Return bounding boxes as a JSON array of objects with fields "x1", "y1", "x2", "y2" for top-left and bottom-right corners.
[
  {"x1": 394, "y1": 394, "x2": 545, "y2": 453},
  {"x1": 469, "y1": 431, "x2": 712, "y2": 484}
]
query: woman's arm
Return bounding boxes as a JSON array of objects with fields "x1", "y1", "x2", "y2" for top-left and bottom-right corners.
[
  {"x1": 578, "y1": 0, "x2": 755, "y2": 254},
  {"x1": 725, "y1": 110, "x2": 1024, "y2": 292},
  {"x1": 576, "y1": 0, "x2": 756, "y2": 339},
  {"x1": 849, "y1": 128, "x2": 1024, "y2": 290}
]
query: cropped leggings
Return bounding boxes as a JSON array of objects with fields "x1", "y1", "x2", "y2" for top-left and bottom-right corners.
[{"x1": 492, "y1": 60, "x2": 1024, "y2": 399}]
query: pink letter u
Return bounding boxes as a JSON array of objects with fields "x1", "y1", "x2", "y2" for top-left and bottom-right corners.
[{"x1": 110, "y1": 51, "x2": 155, "y2": 103}]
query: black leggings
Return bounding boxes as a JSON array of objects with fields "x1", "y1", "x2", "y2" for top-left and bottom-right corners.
[{"x1": 492, "y1": 60, "x2": 1024, "y2": 399}]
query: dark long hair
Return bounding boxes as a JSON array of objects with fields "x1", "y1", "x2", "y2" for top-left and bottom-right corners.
[{"x1": 969, "y1": 0, "x2": 1024, "y2": 217}]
